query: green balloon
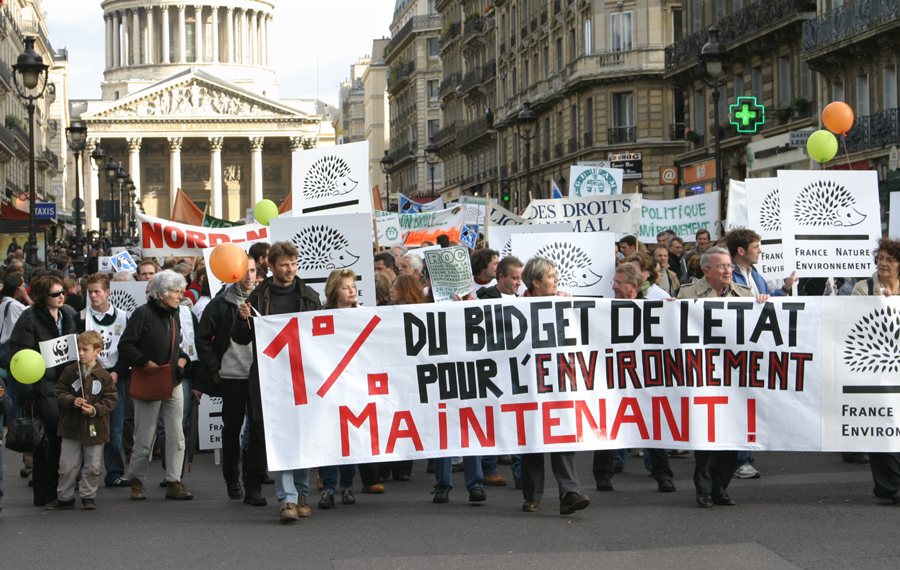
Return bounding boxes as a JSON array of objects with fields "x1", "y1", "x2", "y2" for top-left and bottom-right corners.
[
  {"x1": 11, "y1": 349, "x2": 46, "y2": 385},
  {"x1": 254, "y1": 199, "x2": 279, "y2": 226},
  {"x1": 806, "y1": 130, "x2": 838, "y2": 163}
]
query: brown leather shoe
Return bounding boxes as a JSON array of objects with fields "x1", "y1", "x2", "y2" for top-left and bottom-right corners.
[
  {"x1": 130, "y1": 479, "x2": 145, "y2": 501},
  {"x1": 296, "y1": 494, "x2": 312, "y2": 517},
  {"x1": 559, "y1": 492, "x2": 590, "y2": 515},
  {"x1": 165, "y1": 481, "x2": 194, "y2": 500},
  {"x1": 361, "y1": 484, "x2": 386, "y2": 494},
  {"x1": 317, "y1": 476, "x2": 323, "y2": 490},
  {"x1": 280, "y1": 502, "x2": 299, "y2": 523},
  {"x1": 522, "y1": 500, "x2": 541, "y2": 512},
  {"x1": 484, "y1": 473, "x2": 507, "y2": 486}
]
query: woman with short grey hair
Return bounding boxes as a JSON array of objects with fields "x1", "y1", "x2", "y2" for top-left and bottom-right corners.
[{"x1": 118, "y1": 270, "x2": 193, "y2": 501}]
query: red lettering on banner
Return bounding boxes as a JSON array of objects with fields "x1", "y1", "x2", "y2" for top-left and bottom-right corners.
[
  {"x1": 500, "y1": 403, "x2": 538, "y2": 445},
  {"x1": 747, "y1": 399, "x2": 757, "y2": 442},
  {"x1": 616, "y1": 351, "x2": 641, "y2": 388},
  {"x1": 748, "y1": 352, "x2": 764, "y2": 387},
  {"x1": 706, "y1": 348, "x2": 721, "y2": 386},
  {"x1": 142, "y1": 223, "x2": 164, "y2": 249},
  {"x1": 652, "y1": 397, "x2": 690, "y2": 441},
  {"x1": 536, "y1": 354, "x2": 552, "y2": 393},
  {"x1": 558, "y1": 353, "x2": 577, "y2": 392},
  {"x1": 438, "y1": 404, "x2": 448, "y2": 450},
  {"x1": 542, "y1": 401, "x2": 576, "y2": 444},
  {"x1": 768, "y1": 352, "x2": 789, "y2": 390},
  {"x1": 339, "y1": 404, "x2": 379, "y2": 457},
  {"x1": 575, "y1": 399, "x2": 606, "y2": 441},
  {"x1": 262, "y1": 317, "x2": 307, "y2": 405},
  {"x1": 791, "y1": 353, "x2": 812, "y2": 391},
  {"x1": 184, "y1": 230, "x2": 207, "y2": 249},
  {"x1": 694, "y1": 396, "x2": 728, "y2": 442},
  {"x1": 316, "y1": 316, "x2": 381, "y2": 398},
  {"x1": 312, "y1": 315, "x2": 335, "y2": 336},
  {"x1": 610, "y1": 397, "x2": 649, "y2": 439},
  {"x1": 166, "y1": 227, "x2": 186, "y2": 249},
  {"x1": 386, "y1": 411, "x2": 423, "y2": 453},
  {"x1": 460, "y1": 407, "x2": 495, "y2": 448},
  {"x1": 246, "y1": 227, "x2": 268, "y2": 241},
  {"x1": 207, "y1": 233, "x2": 228, "y2": 246}
]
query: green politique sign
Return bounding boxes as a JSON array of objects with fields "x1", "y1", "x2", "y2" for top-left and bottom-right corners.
[{"x1": 730, "y1": 96, "x2": 765, "y2": 133}]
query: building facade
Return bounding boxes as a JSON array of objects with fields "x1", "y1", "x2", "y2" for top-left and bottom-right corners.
[{"x1": 362, "y1": 39, "x2": 391, "y2": 208}]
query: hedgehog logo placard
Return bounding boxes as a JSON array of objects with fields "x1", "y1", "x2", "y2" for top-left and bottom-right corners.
[
  {"x1": 793, "y1": 180, "x2": 867, "y2": 228},
  {"x1": 511, "y1": 231, "x2": 615, "y2": 298},
  {"x1": 290, "y1": 225, "x2": 360, "y2": 271},
  {"x1": 533, "y1": 242, "x2": 603, "y2": 288},
  {"x1": 745, "y1": 178, "x2": 784, "y2": 279},
  {"x1": 292, "y1": 141, "x2": 372, "y2": 216},
  {"x1": 489, "y1": 223, "x2": 575, "y2": 266},
  {"x1": 759, "y1": 190, "x2": 782, "y2": 233},
  {"x1": 109, "y1": 282, "x2": 148, "y2": 317},
  {"x1": 843, "y1": 306, "x2": 900, "y2": 374}
]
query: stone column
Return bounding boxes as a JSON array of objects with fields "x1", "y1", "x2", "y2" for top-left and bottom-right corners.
[
  {"x1": 161, "y1": 6, "x2": 170, "y2": 63},
  {"x1": 210, "y1": 6, "x2": 219, "y2": 63},
  {"x1": 132, "y1": 9, "x2": 142, "y2": 65},
  {"x1": 146, "y1": 6, "x2": 155, "y2": 64},
  {"x1": 127, "y1": 138, "x2": 142, "y2": 200},
  {"x1": 113, "y1": 11, "x2": 121, "y2": 68},
  {"x1": 240, "y1": 9, "x2": 247, "y2": 63},
  {"x1": 225, "y1": 7, "x2": 234, "y2": 64},
  {"x1": 250, "y1": 137, "x2": 264, "y2": 205},
  {"x1": 194, "y1": 5, "x2": 203, "y2": 63},
  {"x1": 104, "y1": 15, "x2": 111, "y2": 70},
  {"x1": 169, "y1": 137, "x2": 183, "y2": 214},
  {"x1": 178, "y1": 5, "x2": 187, "y2": 63},
  {"x1": 247, "y1": 11, "x2": 255, "y2": 66},
  {"x1": 121, "y1": 10, "x2": 130, "y2": 66},
  {"x1": 209, "y1": 137, "x2": 223, "y2": 218},
  {"x1": 259, "y1": 13, "x2": 267, "y2": 67},
  {"x1": 86, "y1": 139, "x2": 101, "y2": 232}
]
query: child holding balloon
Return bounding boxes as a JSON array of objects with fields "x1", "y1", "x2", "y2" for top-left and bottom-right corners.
[{"x1": 44, "y1": 331, "x2": 118, "y2": 511}]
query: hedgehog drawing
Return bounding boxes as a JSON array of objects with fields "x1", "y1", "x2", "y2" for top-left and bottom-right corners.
[
  {"x1": 759, "y1": 190, "x2": 781, "y2": 233},
  {"x1": 501, "y1": 238, "x2": 513, "y2": 258},
  {"x1": 794, "y1": 180, "x2": 867, "y2": 227},
  {"x1": 302, "y1": 156, "x2": 358, "y2": 200},
  {"x1": 534, "y1": 242, "x2": 602, "y2": 288},
  {"x1": 843, "y1": 306, "x2": 900, "y2": 373},
  {"x1": 291, "y1": 225, "x2": 360, "y2": 271},
  {"x1": 109, "y1": 290, "x2": 141, "y2": 316}
]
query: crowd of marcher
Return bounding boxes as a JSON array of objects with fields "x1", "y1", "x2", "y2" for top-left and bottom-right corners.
[{"x1": 0, "y1": 227, "x2": 897, "y2": 522}]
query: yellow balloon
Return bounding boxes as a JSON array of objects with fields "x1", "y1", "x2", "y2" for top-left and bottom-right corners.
[
  {"x1": 806, "y1": 130, "x2": 838, "y2": 163},
  {"x1": 11, "y1": 349, "x2": 46, "y2": 385}
]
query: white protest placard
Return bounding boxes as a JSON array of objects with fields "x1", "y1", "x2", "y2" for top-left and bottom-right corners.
[
  {"x1": 511, "y1": 232, "x2": 615, "y2": 298},
  {"x1": 252, "y1": 296, "x2": 900, "y2": 471},
  {"x1": 401, "y1": 207, "x2": 467, "y2": 247},
  {"x1": 779, "y1": 171, "x2": 881, "y2": 278},
  {"x1": 137, "y1": 212, "x2": 269, "y2": 257},
  {"x1": 640, "y1": 192, "x2": 719, "y2": 243},
  {"x1": 569, "y1": 166, "x2": 624, "y2": 196},
  {"x1": 198, "y1": 396, "x2": 224, "y2": 451},
  {"x1": 890, "y1": 191, "x2": 900, "y2": 239},
  {"x1": 746, "y1": 178, "x2": 784, "y2": 279},
  {"x1": 726, "y1": 179, "x2": 749, "y2": 231},
  {"x1": 464, "y1": 203, "x2": 486, "y2": 228},
  {"x1": 292, "y1": 141, "x2": 372, "y2": 216},
  {"x1": 423, "y1": 246, "x2": 475, "y2": 302},
  {"x1": 375, "y1": 213, "x2": 405, "y2": 248},
  {"x1": 270, "y1": 213, "x2": 376, "y2": 307},
  {"x1": 202, "y1": 238, "x2": 267, "y2": 296},
  {"x1": 39, "y1": 334, "x2": 78, "y2": 368},
  {"x1": 488, "y1": 202, "x2": 528, "y2": 226},
  {"x1": 109, "y1": 251, "x2": 138, "y2": 273},
  {"x1": 98, "y1": 257, "x2": 113, "y2": 273},
  {"x1": 489, "y1": 221, "x2": 573, "y2": 259},
  {"x1": 110, "y1": 247, "x2": 128, "y2": 256},
  {"x1": 522, "y1": 194, "x2": 641, "y2": 234},
  {"x1": 109, "y1": 281, "x2": 149, "y2": 316}
]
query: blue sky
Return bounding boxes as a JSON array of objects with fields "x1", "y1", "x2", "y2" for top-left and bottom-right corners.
[{"x1": 43, "y1": 0, "x2": 396, "y2": 106}]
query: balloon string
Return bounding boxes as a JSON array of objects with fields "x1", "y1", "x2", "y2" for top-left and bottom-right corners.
[{"x1": 839, "y1": 133, "x2": 853, "y2": 169}]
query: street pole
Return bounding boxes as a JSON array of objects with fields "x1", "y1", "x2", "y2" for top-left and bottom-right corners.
[
  {"x1": 26, "y1": 101, "x2": 37, "y2": 266},
  {"x1": 73, "y1": 150, "x2": 83, "y2": 276}
]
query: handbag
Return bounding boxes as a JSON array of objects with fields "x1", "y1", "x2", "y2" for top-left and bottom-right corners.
[
  {"x1": 129, "y1": 317, "x2": 176, "y2": 402},
  {"x1": 4, "y1": 405, "x2": 45, "y2": 453}
]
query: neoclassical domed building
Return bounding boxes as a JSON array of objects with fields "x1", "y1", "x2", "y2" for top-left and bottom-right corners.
[{"x1": 73, "y1": 0, "x2": 336, "y2": 230}]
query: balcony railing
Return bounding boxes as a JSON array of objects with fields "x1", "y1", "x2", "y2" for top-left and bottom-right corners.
[
  {"x1": 439, "y1": 72, "x2": 461, "y2": 98},
  {"x1": 0, "y1": 124, "x2": 14, "y2": 152},
  {"x1": 665, "y1": 0, "x2": 816, "y2": 71},
  {"x1": 584, "y1": 131, "x2": 593, "y2": 148},
  {"x1": 387, "y1": 61, "x2": 416, "y2": 91},
  {"x1": 803, "y1": 0, "x2": 900, "y2": 53},
  {"x1": 671, "y1": 123, "x2": 686, "y2": 140},
  {"x1": 434, "y1": 120, "x2": 461, "y2": 148},
  {"x1": 482, "y1": 59, "x2": 496, "y2": 82},
  {"x1": 554, "y1": 142, "x2": 563, "y2": 158},
  {"x1": 390, "y1": 141, "x2": 418, "y2": 164},
  {"x1": 462, "y1": 69, "x2": 481, "y2": 92},
  {"x1": 456, "y1": 117, "x2": 492, "y2": 146},
  {"x1": 464, "y1": 16, "x2": 484, "y2": 39},
  {"x1": 386, "y1": 14, "x2": 442, "y2": 56},
  {"x1": 9, "y1": 122, "x2": 27, "y2": 145},
  {"x1": 609, "y1": 126, "x2": 637, "y2": 144},
  {"x1": 439, "y1": 22, "x2": 461, "y2": 51},
  {"x1": 841, "y1": 108, "x2": 900, "y2": 154},
  {"x1": 568, "y1": 138, "x2": 577, "y2": 154}
]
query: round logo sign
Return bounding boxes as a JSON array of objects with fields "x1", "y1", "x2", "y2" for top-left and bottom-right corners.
[
  {"x1": 385, "y1": 226, "x2": 399, "y2": 240},
  {"x1": 572, "y1": 169, "x2": 618, "y2": 197}
]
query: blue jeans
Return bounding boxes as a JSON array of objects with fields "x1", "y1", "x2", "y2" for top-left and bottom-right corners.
[
  {"x1": 434, "y1": 456, "x2": 483, "y2": 491},
  {"x1": 737, "y1": 451, "x2": 752, "y2": 466},
  {"x1": 481, "y1": 455, "x2": 498, "y2": 475},
  {"x1": 614, "y1": 449, "x2": 628, "y2": 469},
  {"x1": 103, "y1": 379, "x2": 126, "y2": 484},
  {"x1": 320, "y1": 465, "x2": 356, "y2": 492},
  {"x1": 510, "y1": 454, "x2": 522, "y2": 482},
  {"x1": 275, "y1": 469, "x2": 310, "y2": 505}
]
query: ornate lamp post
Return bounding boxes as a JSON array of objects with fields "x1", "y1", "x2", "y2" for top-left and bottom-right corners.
[
  {"x1": 103, "y1": 156, "x2": 118, "y2": 247},
  {"x1": 516, "y1": 101, "x2": 537, "y2": 207},
  {"x1": 66, "y1": 120, "x2": 87, "y2": 276},
  {"x1": 698, "y1": 26, "x2": 729, "y2": 226},
  {"x1": 114, "y1": 165, "x2": 127, "y2": 247},
  {"x1": 424, "y1": 137, "x2": 440, "y2": 199},
  {"x1": 379, "y1": 149, "x2": 394, "y2": 211},
  {"x1": 12, "y1": 36, "x2": 50, "y2": 267},
  {"x1": 126, "y1": 177, "x2": 136, "y2": 243}
]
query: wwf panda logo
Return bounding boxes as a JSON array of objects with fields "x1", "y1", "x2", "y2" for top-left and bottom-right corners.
[{"x1": 52, "y1": 338, "x2": 69, "y2": 358}]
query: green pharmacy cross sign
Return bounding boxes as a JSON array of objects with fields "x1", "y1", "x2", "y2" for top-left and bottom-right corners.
[{"x1": 729, "y1": 96, "x2": 766, "y2": 133}]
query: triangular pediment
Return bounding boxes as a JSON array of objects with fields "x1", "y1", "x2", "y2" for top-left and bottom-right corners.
[{"x1": 83, "y1": 68, "x2": 307, "y2": 121}]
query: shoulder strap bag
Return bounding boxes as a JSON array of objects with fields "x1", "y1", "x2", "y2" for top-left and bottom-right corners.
[{"x1": 129, "y1": 317, "x2": 176, "y2": 402}]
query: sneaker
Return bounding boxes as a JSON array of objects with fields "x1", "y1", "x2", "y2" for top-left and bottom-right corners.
[
  {"x1": 165, "y1": 481, "x2": 194, "y2": 500},
  {"x1": 280, "y1": 502, "x2": 299, "y2": 523},
  {"x1": 19, "y1": 468, "x2": 28, "y2": 478},
  {"x1": 484, "y1": 473, "x2": 507, "y2": 486},
  {"x1": 468, "y1": 486, "x2": 486, "y2": 502},
  {"x1": 559, "y1": 492, "x2": 591, "y2": 515},
  {"x1": 318, "y1": 491, "x2": 335, "y2": 509},
  {"x1": 158, "y1": 479, "x2": 168, "y2": 488},
  {"x1": 82, "y1": 499, "x2": 97, "y2": 510},
  {"x1": 243, "y1": 488, "x2": 268, "y2": 506},
  {"x1": 44, "y1": 498, "x2": 75, "y2": 510},
  {"x1": 432, "y1": 486, "x2": 450, "y2": 503},
  {"x1": 227, "y1": 480, "x2": 243, "y2": 500},
  {"x1": 342, "y1": 489, "x2": 356, "y2": 505},
  {"x1": 733, "y1": 464, "x2": 761, "y2": 479},
  {"x1": 296, "y1": 495, "x2": 312, "y2": 517},
  {"x1": 106, "y1": 477, "x2": 132, "y2": 488},
  {"x1": 361, "y1": 484, "x2": 386, "y2": 494},
  {"x1": 130, "y1": 480, "x2": 146, "y2": 501}
]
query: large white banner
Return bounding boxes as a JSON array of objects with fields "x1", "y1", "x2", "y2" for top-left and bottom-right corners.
[
  {"x1": 487, "y1": 202, "x2": 529, "y2": 227},
  {"x1": 522, "y1": 194, "x2": 641, "y2": 234},
  {"x1": 137, "y1": 213, "x2": 269, "y2": 257},
  {"x1": 252, "y1": 296, "x2": 900, "y2": 470},
  {"x1": 569, "y1": 166, "x2": 624, "y2": 196},
  {"x1": 745, "y1": 178, "x2": 784, "y2": 279},
  {"x1": 292, "y1": 141, "x2": 372, "y2": 216},
  {"x1": 489, "y1": 221, "x2": 573, "y2": 259},
  {"x1": 270, "y1": 213, "x2": 376, "y2": 307},
  {"x1": 640, "y1": 192, "x2": 719, "y2": 242},
  {"x1": 890, "y1": 191, "x2": 900, "y2": 239},
  {"x1": 511, "y1": 232, "x2": 615, "y2": 298},
  {"x1": 779, "y1": 171, "x2": 881, "y2": 278}
]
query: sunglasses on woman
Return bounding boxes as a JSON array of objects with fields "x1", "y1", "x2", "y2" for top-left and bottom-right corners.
[{"x1": 48, "y1": 290, "x2": 65, "y2": 298}]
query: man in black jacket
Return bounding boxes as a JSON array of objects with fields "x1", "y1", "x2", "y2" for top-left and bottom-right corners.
[
  {"x1": 232, "y1": 241, "x2": 323, "y2": 523},
  {"x1": 476, "y1": 256, "x2": 524, "y2": 300},
  {"x1": 196, "y1": 255, "x2": 265, "y2": 505}
]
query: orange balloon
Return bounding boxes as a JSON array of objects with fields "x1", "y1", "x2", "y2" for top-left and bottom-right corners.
[
  {"x1": 822, "y1": 102, "x2": 854, "y2": 135},
  {"x1": 209, "y1": 243, "x2": 248, "y2": 284}
]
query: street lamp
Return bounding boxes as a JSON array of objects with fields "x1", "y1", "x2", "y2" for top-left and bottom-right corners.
[
  {"x1": 66, "y1": 120, "x2": 87, "y2": 276},
  {"x1": 103, "y1": 156, "x2": 117, "y2": 249},
  {"x1": 115, "y1": 165, "x2": 127, "y2": 247},
  {"x1": 126, "y1": 177, "x2": 136, "y2": 243},
  {"x1": 516, "y1": 101, "x2": 537, "y2": 206},
  {"x1": 698, "y1": 26, "x2": 729, "y2": 226},
  {"x1": 424, "y1": 137, "x2": 440, "y2": 199},
  {"x1": 379, "y1": 149, "x2": 394, "y2": 211},
  {"x1": 12, "y1": 36, "x2": 50, "y2": 267}
]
